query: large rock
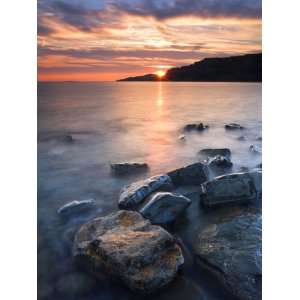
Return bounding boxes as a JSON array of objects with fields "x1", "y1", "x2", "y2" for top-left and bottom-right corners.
[
  {"x1": 194, "y1": 213, "x2": 262, "y2": 300},
  {"x1": 200, "y1": 171, "x2": 261, "y2": 208},
  {"x1": 118, "y1": 175, "x2": 173, "y2": 209},
  {"x1": 183, "y1": 123, "x2": 208, "y2": 132},
  {"x1": 57, "y1": 199, "x2": 95, "y2": 215},
  {"x1": 110, "y1": 162, "x2": 148, "y2": 175},
  {"x1": 73, "y1": 210, "x2": 184, "y2": 293},
  {"x1": 139, "y1": 192, "x2": 191, "y2": 225},
  {"x1": 167, "y1": 163, "x2": 208, "y2": 186},
  {"x1": 224, "y1": 123, "x2": 244, "y2": 130},
  {"x1": 199, "y1": 148, "x2": 231, "y2": 159},
  {"x1": 207, "y1": 155, "x2": 233, "y2": 171}
]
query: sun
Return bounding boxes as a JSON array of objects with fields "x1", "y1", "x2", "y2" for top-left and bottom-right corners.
[{"x1": 156, "y1": 70, "x2": 166, "y2": 79}]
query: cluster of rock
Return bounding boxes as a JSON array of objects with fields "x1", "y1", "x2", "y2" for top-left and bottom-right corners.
[{"x1": 68, "y1": 143, "x2": 262, "y2": 298}]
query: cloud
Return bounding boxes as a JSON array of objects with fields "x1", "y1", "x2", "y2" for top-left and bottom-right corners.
[{"x1": 114, "y1": 0, "x2": 261, "y2": 20}]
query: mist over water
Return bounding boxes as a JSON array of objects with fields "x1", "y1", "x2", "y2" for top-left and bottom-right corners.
[{"x1": 38, "y1": 82, "x2": 261, "y2": 300}]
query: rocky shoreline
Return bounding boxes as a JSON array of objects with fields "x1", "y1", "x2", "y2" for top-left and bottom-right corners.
[{"x1": 57, "y1": 122, "x2": 262, "y2": 300}]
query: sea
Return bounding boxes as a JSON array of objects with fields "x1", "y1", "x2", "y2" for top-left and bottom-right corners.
[{"x1": 38, "y1": 81, "x2": 261, "y2": 300}]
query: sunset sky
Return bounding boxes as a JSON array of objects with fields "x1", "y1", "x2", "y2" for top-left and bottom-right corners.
[{"x1": 38, "y1": 0, "x2": 262, "y2": 81}]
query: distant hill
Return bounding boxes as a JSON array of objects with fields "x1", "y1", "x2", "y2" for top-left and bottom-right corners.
[{"x1": 118, "y1": 53, "x2": 262, "y2": 82}]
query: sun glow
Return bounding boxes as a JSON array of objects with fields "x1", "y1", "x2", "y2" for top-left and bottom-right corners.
[{"x1": 156, "y1": 70, "x2": 166, "y2": 78}]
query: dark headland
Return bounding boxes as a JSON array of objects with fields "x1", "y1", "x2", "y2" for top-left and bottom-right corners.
[{"x1": 118, "y1": 53, "x2": 261, "y2": 82}]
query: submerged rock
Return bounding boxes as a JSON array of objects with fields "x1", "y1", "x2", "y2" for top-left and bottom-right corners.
[
  {"x1": 167, "y1": 163, "x2": 207, "y2": 186},
  {"x1": 183, "y1": 123, "x2": 209, "y2": 132},
  {"x1": 224, "y1": 123, "x2": 244, "y2": 130},
  {"x1": 237, "y1": 135, "x2": 246, "y2": 141},
  {"x1": 139, "y1": 192, "x2": 191, "y2": 225},
  {"x1": 249, "y1": 145, "x2": 261, "y2": 154},
  {"x1": 57, "y1": 199, "x2": 95, "y2": 215},
  {"x1": 73, "y1": 210, "x2": 184, "y2": 293},
  {"x1": 119, "y1": 175, "x2": 173, "y2": 209},
  {"x1": 200, "y1": 171, "x2": 261, "y2": 208},
  {"x1": 110, "y1": 162, "x2": 148, "y2": 175},
  {"x1": 199, "y1": 148, "x2": 231, "y2": 159},
  {"x1": 207, "y1": 155, "x2": 233, "y2": 170},
  {"x1": 194, "y1": 213, "x2": 262, "y2": 300}
]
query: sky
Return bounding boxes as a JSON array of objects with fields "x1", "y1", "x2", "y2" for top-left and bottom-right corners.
[{"x1": 38, "y1": 0, "x2": 262, "y2": 81}]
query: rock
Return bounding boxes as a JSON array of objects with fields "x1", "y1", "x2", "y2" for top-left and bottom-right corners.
[
  {"x1": 110, "y1": 162, "x2": 148, "y2": 175},
  {"x1": 57, "y1": 199, "x2": 95, "y2": 215},
  {"x1": 207, "y1": 155, "x2": 233, "y2": 170},
  {"x1": 199, "y1": 148, "x2": 231, "y2": 159},
  {"x1": 119, "y1": 175, "x2": 173, "y2": 209},
  {"x1": 139, "y1": 192, "x2": 191, "y2": 225},
  {"x1": 225, "y1": 123, "x2": 244, "y2": 130},
  {"x1": 256, "y1": 163, "x2": 262, "y2": 169},
  {"x1": 248, "y1": 170, "x2": 262, "y2": 196},
  {"x1": 73, "y1": 210, "x2": 184, "y2": 293},
  {"x1": 178, "y1": 135, "x2": 186, "y2": 141},
  {"x1": 194, "y1": 213, "x2": 262, "y2": 300},
  {"x1": 249, "y1": 145, "x2": 261, "y2": 154},
  {"x1": 237, "y1": 135, "x2": 246, "y2": 141},
  {"x1": 167, "y1": 163, "x2": 208, "y2": 186},
  {"x1": 256, "y1": 136, "x2": 262, "y2": 141},
  {"x1": 200, "y1": 172, "x2": 260, "y2": 208},
  {"x1": 183, "y1": 123, "x2": 209, "y2": 132}
]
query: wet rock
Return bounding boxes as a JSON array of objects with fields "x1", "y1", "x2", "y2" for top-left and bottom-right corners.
[
  {"x1": 249, "y1": 145, "x2": 261, "y2": 154},
  {"x1": 207, "y1": 155, "x2": 233, "y2": 171},
  {"x1": 248, "y1": 170, "x2": 262, "y2": 196},
  {"x1": 119, "y1": 175, "x2": 173, "y2": 209},
  {"x1": 139, "y1": 192, "x2": 191, "y2": 225},
  {"x1": 178, "y1": 134, "x2": 186, "y2": 141},
  {"x1": 167, "y1": 163, "x2": 208, "y2": 186},
  {"x1": 183, "y1": 123, "x2": 209, "y2": 132},
  {"x1": 56, "y1": 272, "x2": 97, "y2": 297},
  {"x1": 200, "y1": 172, "x2": 260, "y2": 208},
  {"x1": 225, "y1": 123, "x2": 244, "y2": 130},
  {"x1": 194, "y1": 213, "x2": 262, "y2": 300},
  {"x1": 57, "y1": 199, "x2": 95, "y2": 215},
  {"x1": 237, "y1": 135, "x2": 246, "y2": 141},
  {"x1": 73, "y1": 210, "x2": 184, "y2": 293},
  {"x1": 110, "y1": 162, "x2": 148, "y2": 175},
  {"x1": 199, "y1": 148, "x2": 231, "y2": 159}
]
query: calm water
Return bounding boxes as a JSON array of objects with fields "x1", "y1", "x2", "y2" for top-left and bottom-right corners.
[{"x1": 38, "y1": 82, "x2": 261, "y2": 300}]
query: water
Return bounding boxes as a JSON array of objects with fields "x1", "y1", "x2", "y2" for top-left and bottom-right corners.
[{"x1": 38, "y1": 82, "x2": 261, "y2": 300}]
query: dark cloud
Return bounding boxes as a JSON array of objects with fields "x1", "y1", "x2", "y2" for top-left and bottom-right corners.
[
  {"x1": 38, "y1": 46, "x2": 206, "y2": 61},
  {"x1": 37, "y1": 23, "x2": 55, "y2": 36},
  {"x1": 114, "y1": 0, "x2": 261, "y2": 20},
  {"x1": 42, "y1": 1, "x2": 103, "y2": 31}
]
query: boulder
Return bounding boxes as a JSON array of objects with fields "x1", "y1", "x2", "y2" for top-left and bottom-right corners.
[
  {"x1": 167, "y1": 163, "x2": 208, "y2": 186},
  {"x1": 73, "y1": 210, "x2": 184, "y2": 293},
  {"x1": 198, "y1": 148, "x2": 231, "y2": 159},
  {"x1": 57, "y1": 199, "x2": 95, "y2": 215},
  {"x1": 110, "y1": 162, "x2": 148, "y2": 175},
  {"x1": 224, "y1": 123, "x2": 244, "y2": 130},
  {"x1": 194, "y1": 213, "x2": 262, "y2": 300},
  {"x1": 183, "y1": 123, "x2": 209, "y2": 132},
  {"x1": 139, "y1": 192, "x2": 191, "y2": 225},
  {"x1": 200, "y1": 172, "x2": 260, "y2": 208},
  {"x1": 207, "y1": 155, "x2": 233, "y2": 170},
  {"x1": 119, "y1": 175, "x2": 173, "y2": 209}
]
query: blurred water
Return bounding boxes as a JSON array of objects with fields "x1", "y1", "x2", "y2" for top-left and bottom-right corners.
[{"x1": 38, "y1": 81, "x2": 261, "y2": 300}]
